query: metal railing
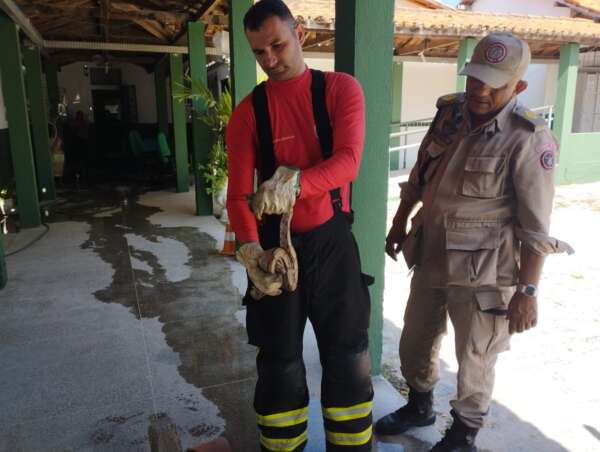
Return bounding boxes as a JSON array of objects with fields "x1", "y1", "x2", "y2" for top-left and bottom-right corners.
[{"x1": 389, "y1": 105, "x2": 555, "y2": 171}]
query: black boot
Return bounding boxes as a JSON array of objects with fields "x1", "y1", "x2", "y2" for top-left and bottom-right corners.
[
  {"x1": 374, "y1": 386, "x2": 436, "y2": 435},
  {"x1": 428, "y1": 411, "x2": 478, "y2": 452}
]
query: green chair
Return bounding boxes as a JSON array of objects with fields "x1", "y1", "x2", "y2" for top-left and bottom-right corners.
[
  {"x1": 157, "y1": 132, "x2": 172, "y2": 166},
  {"x1": 128, "y1": 130, "x2": 145, "y2": 158}
]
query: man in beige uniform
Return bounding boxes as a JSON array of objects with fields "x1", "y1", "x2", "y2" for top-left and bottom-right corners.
[{"x1": 375, "y1": 33, "x2": 573, "y2": 451}]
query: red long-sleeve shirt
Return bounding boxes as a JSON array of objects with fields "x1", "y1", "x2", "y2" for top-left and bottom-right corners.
[{"x1": 225, "y1": 67, "x2": 365, "y2": 243}]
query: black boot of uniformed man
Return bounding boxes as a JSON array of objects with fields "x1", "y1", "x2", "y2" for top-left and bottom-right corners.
[
  {"x1": 428, "y1": 410, "x2": 478, "y2": 452},
  {"x1": 374, "y1": 386, "x2": 435, "y2": 435}
]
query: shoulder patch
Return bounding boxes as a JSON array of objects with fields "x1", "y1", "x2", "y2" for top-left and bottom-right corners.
[
  {"x1": 436, "y1": 92, "x2": 465, "y2": 109},
  {"x1": 513, "y1": 106, "x2": 547, "y2": 131}
]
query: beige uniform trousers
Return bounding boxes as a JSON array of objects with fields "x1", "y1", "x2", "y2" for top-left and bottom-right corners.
[{"x1": 400, "y1": 268, "x2": 513, "y2": 429}]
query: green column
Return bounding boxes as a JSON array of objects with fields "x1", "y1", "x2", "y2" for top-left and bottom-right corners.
[
  {"x1": 0, "y1": 232, "x2": 6, "y2": 290},
  {"x1": 456, "y1": 37, "x2": 477, "y2": 92},
  {"x1": 390, "y1": 62, "x2": 404, "y2": 171},
  {"x1": 155, "y1": 61, "x2": 169, "y2": 138},
  {"x1": 44, "y1": 62, "x2": 60, "y2": 121},
  {"x1": 228, "y1": 0, "x2": 256, "y2": 106},
  {"x1": 24, "y1": 47, "x2": 56, "y2": 201},
  {"x1": 554, "y1": 42, "x2": 579, "y2": 185},
  {"x1": 188, "y1": 22, "x2": 212, "y2": 215},
  {"x1": 0, "y1": 14, "x2": 41, "y2": 228},
  {"x1": 335, "y1": 0, "x2": 395, "y2": 374},
  {"x1": 169, "y1": 53, "x2": 190, "y2": 193}
]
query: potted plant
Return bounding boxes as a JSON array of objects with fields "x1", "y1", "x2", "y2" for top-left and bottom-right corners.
[{"x1": 175, "y1": 78, "x2": 232, "y2": 218}]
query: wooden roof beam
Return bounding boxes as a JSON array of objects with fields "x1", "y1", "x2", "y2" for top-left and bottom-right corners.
[
  {"x1": 169, "y1": 0, "x2": 222, "y2": 43},
  {"x1": 133, "y1": 18, "x2": 170, "y2": 41}
]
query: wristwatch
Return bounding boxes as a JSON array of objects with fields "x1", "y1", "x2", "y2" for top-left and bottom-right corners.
[{"x1": 517, "y1": 283, "x2": 538, "y2": 298}]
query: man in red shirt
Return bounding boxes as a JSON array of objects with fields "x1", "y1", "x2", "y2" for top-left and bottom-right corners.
[{"x1": 226, "y1": 1, "x2": 373, "y2": 451}]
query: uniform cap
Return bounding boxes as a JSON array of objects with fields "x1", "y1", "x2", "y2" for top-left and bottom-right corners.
[{"x1": 460, "y1": 33, "x2": 531, "y2": 89}]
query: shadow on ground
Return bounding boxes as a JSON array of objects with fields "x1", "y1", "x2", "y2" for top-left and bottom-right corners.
[{"x1": 376, "y1": 318, "x2": 568, "y2": 452}]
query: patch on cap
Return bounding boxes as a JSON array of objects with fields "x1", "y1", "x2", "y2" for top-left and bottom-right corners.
[
  {"x1": 485, "y1": 42, "x2": 507, "y2": 64},
  {"x1": 540, "y1": 148, "x2": 556, "y2": 170}
]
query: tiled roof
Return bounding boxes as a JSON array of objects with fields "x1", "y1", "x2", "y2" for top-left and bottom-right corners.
[
  {"x1": 558, "y1": 0, "x2": 600, "y2": 16},
  {"x1": 394, "y1": 7, "x2": 600, "y2": 44},
  {"x1": 410, "y1": 0, "x2": 454, "y2": 9},
  {"x1": 284, "y1": 0, "x2": 450, "y2": 26}
]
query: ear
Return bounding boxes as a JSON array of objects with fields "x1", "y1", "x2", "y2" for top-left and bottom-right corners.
[
  {"x1": 515, "y1": 79, "x2": 528, "y2": 95},
  {"x1": 295, "y1": 23, "x2": 307, "y2": 46}
]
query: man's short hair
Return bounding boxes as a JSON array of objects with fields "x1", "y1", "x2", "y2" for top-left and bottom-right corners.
[{"x1": 243, "y1": 0, "x2": 295, "y2": 31}]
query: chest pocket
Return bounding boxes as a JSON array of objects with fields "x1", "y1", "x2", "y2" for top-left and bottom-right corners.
[
  {"x1": 460, "y1": 156, "x2": 505, "y2": 199},
  {"x1": 420, "y1": 139, "x2": 447, "y2": 185}
]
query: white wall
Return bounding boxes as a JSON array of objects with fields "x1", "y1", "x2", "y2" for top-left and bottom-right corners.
[
  {"x1": 264, "y1": 52, "x2": 558, "y2": 124},
  {"x1": 468, "y1": 0, "x2": 571, "y2": 16},
  {"x1": 401, "y1": 61, "x2": 457, "y2": 121},
  {"x1": 518, "y1": 64, "x2": 550, "y2": 108},
  {"x1": 0, "y1": 72, "x2": 7, "y2": 130},
  {"x1": 57, "y1": 62, "x2": 158, "y2": 123}
]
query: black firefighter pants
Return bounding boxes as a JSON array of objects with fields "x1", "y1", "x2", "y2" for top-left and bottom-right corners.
[{"x1": 245, "y1": 212, "x2": 374, "y2": 451}]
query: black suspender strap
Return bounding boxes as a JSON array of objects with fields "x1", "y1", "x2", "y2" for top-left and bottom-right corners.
[
  {"x1": 251, "y1": 70, "x2": 346, "y2": 247},
  {"x1": 310, "y1": 69, "x2": 343, "y2": 211},
  {"x1": 252, "y1": 81, "x2": 279, "y2": 249},
  {"x1": 252, "y1": 81, "x2": 276, "y2": 184}
]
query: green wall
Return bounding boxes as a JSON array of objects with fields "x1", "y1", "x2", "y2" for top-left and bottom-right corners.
[
  {"x1": 553, "y1": 42, "x2": 600, "y2": 185},
  {"x1": 558, "y1": 133, "x2": 600, "y2": 184}
]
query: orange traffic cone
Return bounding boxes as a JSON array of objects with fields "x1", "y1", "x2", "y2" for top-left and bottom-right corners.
[{"x1": 220, "y1": 222, "x2": 236, "y2": 256}]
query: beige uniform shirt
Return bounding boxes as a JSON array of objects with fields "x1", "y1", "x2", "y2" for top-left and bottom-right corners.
[{"x1": 400, "y1": 93, "x2": 572, "y2": 289}]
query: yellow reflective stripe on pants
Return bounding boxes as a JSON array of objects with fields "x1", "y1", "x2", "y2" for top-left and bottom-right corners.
[
  {"x1": 260, "y1": 430, "x2": 308, "y2": 452},
  {"x1": 322, "y1": 401, "x2": 372, "y2": 422},
  {"x1": 325, "y1": 425, "x2": 372, "y2": 447},
  {"x1": 257, "y1": 406, "x2": 309, "y2": 428}
]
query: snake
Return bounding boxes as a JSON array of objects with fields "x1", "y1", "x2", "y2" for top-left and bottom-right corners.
[{"x1": 250, "y1": 210, "x2": 298, "y2": 300}]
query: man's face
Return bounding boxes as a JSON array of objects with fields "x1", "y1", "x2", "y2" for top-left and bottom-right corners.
[
  {"x1": 465, "y1": 76, "x2": 521, "y2": 116},
  {"x1": 246, "y1": 15, "x2": 305, "y2": 81}
]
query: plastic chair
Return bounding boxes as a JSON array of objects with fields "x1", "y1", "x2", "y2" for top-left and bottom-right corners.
[
  {"x1": 157, "y1": 132, "x2": 172, "y2": 166},
  {"x1": 128, "y1": 130, "x2": 145, "y2": 158}
]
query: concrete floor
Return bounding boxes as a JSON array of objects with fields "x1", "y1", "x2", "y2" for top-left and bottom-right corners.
[{"x1": 0, "y1": 186, "x2": 410, "y2": 452}]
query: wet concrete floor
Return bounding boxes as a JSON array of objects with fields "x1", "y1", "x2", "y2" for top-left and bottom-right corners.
[
  {"x1": 0, "y1": 185, "x2": 445, "y2": 452},
  {"x1": 0, "y1": 186, "x2": 257, "y2": 451}
]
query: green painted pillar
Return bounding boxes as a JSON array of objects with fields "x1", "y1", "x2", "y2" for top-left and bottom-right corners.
[
  {"x1": 155, "y1": 61, "x2": 169, "y2": 138},
  {"x1": 0, "y1": 232, "x2": 6, "y2": 290},
  {"x1": 24, "y1": 47, "x2": 56, "y2": 201},
  {"x1": 390, "y1": 62, "x2": 404, "y2": 171},
  {"x1": 169, "y1": 53, "x2": 190, "y2": 193},
  {"x1": 335, "y1": 0, "x2": 395, "y2": 374},
  {"x1": 456, "y1": 37, "x2": 477, "y2": 92},
  {"x1": 554, "y1": 42, "x2": 579, "y2": 185},
  {"x1": 0, "y1": 14, "x2": 41, "y2": 228},
  {"x1": 228, "y1": 0, "x2": 256, "y2": 106},
  {"x1": 188, "y1": 22, "x2": 212, "y2": 215},
  {"x1": 44, "y1": 62, "x2": 60, "y2": 121}
]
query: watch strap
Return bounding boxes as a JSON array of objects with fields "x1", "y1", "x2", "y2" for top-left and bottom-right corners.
[{"x1": 517, "y1": 283, "x2": 538, "y2": 297}]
